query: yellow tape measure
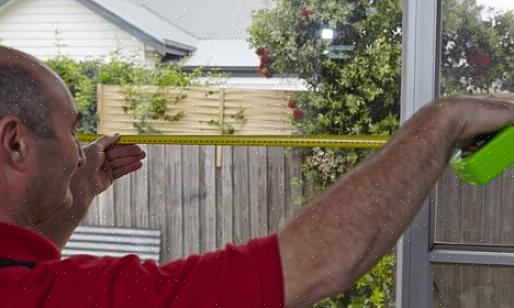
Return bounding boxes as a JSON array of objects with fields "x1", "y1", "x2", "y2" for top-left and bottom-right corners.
[{"x1": 78, "y1": 134, "x2": 389, "y2": 149}]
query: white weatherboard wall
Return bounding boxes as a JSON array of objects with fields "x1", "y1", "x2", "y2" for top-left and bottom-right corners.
[
  {"x1": 0, "y1": 0, "x2": 150, "y2": 62},
  {"x1": 199, "y1": 76, "x2": 308, "y2": 91}
]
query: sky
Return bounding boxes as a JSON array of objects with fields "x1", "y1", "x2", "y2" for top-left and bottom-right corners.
[{"x1": 476, "y1": 0, "x2": 514, "y2": 12}]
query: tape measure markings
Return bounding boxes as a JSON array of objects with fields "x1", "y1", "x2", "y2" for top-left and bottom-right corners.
[{"x1": 78, "y1": 134, "x2": 389, "y2": 149}]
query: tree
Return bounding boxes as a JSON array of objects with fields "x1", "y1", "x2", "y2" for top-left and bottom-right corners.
[
  {"x1": 249, "y1": 0, "x2": 402, "y2": 135},
  {"x1": 442, "y1": 0, "x2": 514, "y2": 95},
  {"x1": 248, "y1": 1, "x2": 402, "y2": 306}
]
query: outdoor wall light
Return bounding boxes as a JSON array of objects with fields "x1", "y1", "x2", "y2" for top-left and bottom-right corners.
[
  {"x1": 319, "y1": 24, "x2": 357, "y2": 60},
  {"x1": 320, "y1": 27, "x2": 335, "y2": 41}
]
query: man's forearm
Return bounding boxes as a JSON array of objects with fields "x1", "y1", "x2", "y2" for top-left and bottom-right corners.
[{"x1": 279, "y1": 101, "x2": 461, "y2": 307}]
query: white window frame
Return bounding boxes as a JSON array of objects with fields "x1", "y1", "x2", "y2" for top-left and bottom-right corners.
[{"x1": 397, "y1": 1, "x2": 514, "y2": 307}]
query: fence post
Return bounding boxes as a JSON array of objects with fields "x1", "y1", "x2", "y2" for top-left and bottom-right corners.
[
  {"x1": 96, "y1": 84, "x2": 104, "y2": 134},
  {"x1": 216, "y1": 89, "x2": 226, "y2": 167}
]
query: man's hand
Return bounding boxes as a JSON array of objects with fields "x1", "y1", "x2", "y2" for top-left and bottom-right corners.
[
  {"x1": 436, "y1": 96, "x2": 514, "y2": 143},
  {"x1": 70, "y1": 134, "x2": 146, "y2": 206},
  {"x1": 33, "y1": 134, "x2": 145, "y2": 249}
]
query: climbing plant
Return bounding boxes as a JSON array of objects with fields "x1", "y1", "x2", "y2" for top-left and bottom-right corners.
[{"x1": 46, "y1": 52, "x2": 205, "y2": 133}]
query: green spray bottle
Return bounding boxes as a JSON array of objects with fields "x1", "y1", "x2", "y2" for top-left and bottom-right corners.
[{"x1": 451, "y1": 126, "x2": 514, "y2": 185}]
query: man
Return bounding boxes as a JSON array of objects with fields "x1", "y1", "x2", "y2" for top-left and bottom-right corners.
[{"x1": 1, "y1": 46, "x2": 513, "y2": 307}]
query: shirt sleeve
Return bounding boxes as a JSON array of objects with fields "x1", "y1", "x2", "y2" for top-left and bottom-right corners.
[{"x1": 15, "y1": 234, "x2": 284, "y2": 308}]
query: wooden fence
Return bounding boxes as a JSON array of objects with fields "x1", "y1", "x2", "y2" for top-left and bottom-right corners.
[
  {"x1": 97, "y1": 85, "x2": 295, "y2": 135},
  {"x1": 430, "y1": 93, "x2": 514, "y2": 307},
  {"x1": 433, "y1": 166, "x2": 514, "y2": 307},
  {"x1": 90, "y1": 85, "x2": 306, "y2": 262},
  {"x1": 81, "y1": 145, "x2": 306, "y2": 262}
]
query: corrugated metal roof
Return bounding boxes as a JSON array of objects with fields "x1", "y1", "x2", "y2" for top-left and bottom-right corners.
[
  {"x1": 87, "y1": 0, "x2": 270, "y2": 66},
  {"x1": 62, "y1": 225, "x2": 161, "y2": 262},
  {"x1": 186, "y1": 39, "x2": 257, "y2": 67},
  {"x1": 80, "y1": 0, "x2": 198, "y2": 52},
  {"x1": 138, "y1": 0, "x2": 270, "y2": 39}
]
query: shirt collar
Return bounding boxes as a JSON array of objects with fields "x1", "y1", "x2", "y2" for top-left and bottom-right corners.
[{"x1": 0, "y1": 222, "x2": 60, "y2": 262}]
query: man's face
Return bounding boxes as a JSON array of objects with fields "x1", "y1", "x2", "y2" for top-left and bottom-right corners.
[{"x1": 30, "y1": 76, "x2": 85, "y2": 222}]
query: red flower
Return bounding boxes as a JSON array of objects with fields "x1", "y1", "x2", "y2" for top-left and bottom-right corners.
[
  {"x1": 287, "y1": 98, "x2": 297, "y2": 109},
  {"x1": 264, "y1": 68, "x2": 274, "y2": 78},
  {"x1": 468, "y1": 51, "x2": 492, "y2": 68},
  {"x1": 300, "y1": 7, "x2": 311, "y2": 20},
  {"x1": 260, "y1": 53, "x2": 271, "y2": 64},
  {"x1": 255, "y1": 47, "x2": 266, "y2": 56},
  {"x1": 257, "y1": 64, "x2": 266, "y2": 74},
  {"x1": 292, "y1": 108, "x2": 304, "y2": 121}
]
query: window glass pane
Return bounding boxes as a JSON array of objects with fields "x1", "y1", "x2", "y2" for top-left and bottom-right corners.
[
  {"x1": 0, "y1": 0, "x2": 402, "y2": 305},
  {"x1": 433, "y1": 264, "x2": 514, "y2": 307},
  {"x1": 435, "y1": 0, "x2": 514, "y2": 245}
]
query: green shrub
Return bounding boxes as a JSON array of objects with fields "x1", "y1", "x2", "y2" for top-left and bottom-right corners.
[
  {"x1": 46, "y1": 57, "x2": 100, "y2": 133},
  {"x1": 314, "y1": 255, "x2": 396, "y2": 308}
]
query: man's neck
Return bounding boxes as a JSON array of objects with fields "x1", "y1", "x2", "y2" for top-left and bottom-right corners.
[{"x1": 0, "y1": 197, "x2": 34, "y2": 228}]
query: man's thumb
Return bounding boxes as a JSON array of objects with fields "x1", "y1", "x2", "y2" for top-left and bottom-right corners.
[{"x1": 92, "y1": 133, "x2": 120, "y2": 151}]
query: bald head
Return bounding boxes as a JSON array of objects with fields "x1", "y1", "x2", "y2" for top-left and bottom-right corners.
[{"x1": 0, "y1": 47, "x2": 61, "y2": 139}]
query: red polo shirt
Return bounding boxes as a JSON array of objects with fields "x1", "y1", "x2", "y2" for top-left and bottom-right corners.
[{"x1": 0, "y1": 223, "x2": 284, "y2": 307}]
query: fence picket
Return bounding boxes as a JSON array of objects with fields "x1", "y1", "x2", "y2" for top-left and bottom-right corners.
[
  {"x1": 200, "y1": 146, "x2": 217, "y2": 252},
  {"x1": 249, "y1": 147, "x2": 268, "y2": 238},
  {"x1": 233, "y1": 147, "x2": 250, "y2": 244},
  {"x1": 182, "y1": 145, "x2": 201, "y2": 255}
]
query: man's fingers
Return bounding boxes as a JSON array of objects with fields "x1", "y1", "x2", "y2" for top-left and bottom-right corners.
[
  {"x1": 109, "y1": 155, "x2": 145, "y2": 170},
  {"x1": 453, "y1": 97, "x2": 514, "y2": 140},
  {"x1": 106, "y1": 144, "x2": 145, "y2": 160},
  {"x1": 112, "y1": 161, "x2": 143, "y2": 180}
]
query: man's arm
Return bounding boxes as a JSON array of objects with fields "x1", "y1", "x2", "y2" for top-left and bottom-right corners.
[
  {"x1": 32, "y1": 135, "x2": 146, "y2": 249},
  {"x1": 278, "y1": 97, "x2": 514, "y2": 307}
]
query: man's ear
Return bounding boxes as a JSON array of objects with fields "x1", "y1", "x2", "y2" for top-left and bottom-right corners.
[{"x1": 0, "y1": 116, "x2": 32, "y2": 172}]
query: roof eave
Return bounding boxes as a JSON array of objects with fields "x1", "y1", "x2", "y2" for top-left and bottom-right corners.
[
  {"x1": 77, "y1": 0, "x2": 196, "y2": 56},
  {"x1": 166, "y1": 45, "x2": 194, "y2": 57},
  {"x1": 163, "y1": 38, "x2": 196, "y2": 57},
  {"x1": 0, "y1": 0, "x2": 14, "y2": 10}
]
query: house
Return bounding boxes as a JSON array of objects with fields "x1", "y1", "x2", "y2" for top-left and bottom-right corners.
[{"x1": 0, "y1": 0, "x2": 304, "y2": 90}]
